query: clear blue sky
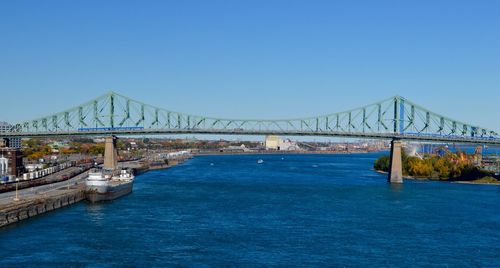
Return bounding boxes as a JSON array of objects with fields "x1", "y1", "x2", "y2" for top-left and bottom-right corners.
[{"x1": 1, "y1": 0, "x2": 499, "y2": 131}]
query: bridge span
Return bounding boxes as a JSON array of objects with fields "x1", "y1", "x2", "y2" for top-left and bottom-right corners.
[{"x1": 2, "y1": 91, "x2": 499, "y2": 183}]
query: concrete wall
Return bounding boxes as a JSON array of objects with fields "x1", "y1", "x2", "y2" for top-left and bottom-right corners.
[{"x1": 0, "y1": 189, "x2": 86, "y2": 228}]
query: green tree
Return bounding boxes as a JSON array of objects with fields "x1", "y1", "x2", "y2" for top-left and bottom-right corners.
[
  {"x1": 374, "y1": 155, "x2": 390, "y2": 172},
  {"x1": 89, "y1": 144, "x2": 105, "y2": 155}
]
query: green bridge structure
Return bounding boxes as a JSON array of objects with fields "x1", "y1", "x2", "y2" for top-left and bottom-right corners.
[{"x1": 2, "y1": 91, "x2": 500, "y2": 183}]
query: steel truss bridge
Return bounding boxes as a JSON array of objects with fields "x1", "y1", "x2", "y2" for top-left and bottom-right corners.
[{"x1": 2, "y1": 91, "x2": 500, "y2": 145}]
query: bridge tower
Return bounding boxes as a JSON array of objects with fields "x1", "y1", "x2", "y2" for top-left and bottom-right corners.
[
  {"x1": 103, "y1": 136, "x2": 118, "y2": 170},
  {"x1": 388, "y1": 139, "x2": 403, "y2": 183}
]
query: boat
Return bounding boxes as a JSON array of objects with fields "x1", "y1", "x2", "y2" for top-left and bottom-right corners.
[
  {"x1": 257, "y1": 159, "x2": 264, "y2": 164},
  {"x1": 85, "y1": 168, "x2": 134, "y2": 203}
]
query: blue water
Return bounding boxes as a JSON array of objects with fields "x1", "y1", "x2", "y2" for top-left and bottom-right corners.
[{"x1": 1, "y1": 153, "x2": 499, "y2": 267}]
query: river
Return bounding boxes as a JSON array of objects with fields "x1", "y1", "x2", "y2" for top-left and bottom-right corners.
[{"x1": 0, "y1": 153, "x2": 499, "y2": 267}]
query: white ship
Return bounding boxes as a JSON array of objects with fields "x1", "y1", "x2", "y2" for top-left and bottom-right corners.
[{"x1": 85, "y1": 168, "x2": 134, "y2": 203}]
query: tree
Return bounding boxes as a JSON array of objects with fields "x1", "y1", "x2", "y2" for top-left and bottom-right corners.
[
  {"x1": 89, "y1": 144, "x2": 105, "y2": 155},
  {"x1": 374, "y1": 155, "x2": 390, "y2": 172}
]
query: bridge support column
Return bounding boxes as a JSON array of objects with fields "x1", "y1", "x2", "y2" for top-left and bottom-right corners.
[
  {"x1": 103, "y1": 136, "x2": 118, "y2": 170},
  {"x1": 388, "y1": 139, "x2": 403, "y2": 183}
]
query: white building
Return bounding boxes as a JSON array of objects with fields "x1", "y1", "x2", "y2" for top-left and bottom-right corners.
[{"x1": 0, "y1": 155, "x2": 8, "y2": 176}]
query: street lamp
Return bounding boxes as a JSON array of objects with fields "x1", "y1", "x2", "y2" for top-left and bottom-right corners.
[{"x1": 13, "y1": 178, "x2": 20, "y2": 201}]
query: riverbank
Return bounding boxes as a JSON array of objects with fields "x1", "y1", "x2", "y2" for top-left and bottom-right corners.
[
  {"x1": 375, "y1": 170, "x2": 500, "y2": 185},
  {"x1": 126, "y1": 155, "x2": 193, "y2": 173},
  {"x1": 453, "y1": 181, "x2": 500, "y2": 185}
]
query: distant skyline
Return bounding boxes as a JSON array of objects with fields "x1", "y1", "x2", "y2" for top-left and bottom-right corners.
[{"x1": 1, "y1": 0, "x2": 499, "y2": 131}]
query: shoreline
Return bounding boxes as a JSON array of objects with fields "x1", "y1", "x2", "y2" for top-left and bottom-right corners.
[
  {"x1": 452, "y1": 180, "x2": 500, "y2": 185},
  {"x1": 132, "y1": 156, "x2": 193, "y2": 175},
  {"x1": 374, "y1": 170, "x2": 500, "y2": 186},
  {"x1": 193, "y1": 150, "x2": 382, "y2": 156}
]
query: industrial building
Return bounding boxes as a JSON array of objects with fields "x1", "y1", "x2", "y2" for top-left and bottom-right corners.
[{"x1": 265, "y1": 135, "x2": 300, "y2": 151}]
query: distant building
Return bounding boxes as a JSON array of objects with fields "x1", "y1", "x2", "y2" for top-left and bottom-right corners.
[
  {"x1": 265, "y1": 136, "x2": 300, "y2": 151},
  {"x1": 481, "y1": 155, "x2": 500, "y2": 174},
  {"x1": 265, "y1": 136, "x2": 280, "y2": 150},
  {"x1": 48, "y1": 141, "x2": 69, "y2": 153},
  {"x1": 93, "y1": 138, "x2": 106, "y2": 143},
  {"x1": 0, "y1": 147, "x2": 24, "y2": 177},
  {"x1": 0, "y1": 122, "x2": 12, "y2": 132},
  {"x1": 0, "y1": 122, "x2": 21, "y2": 149},
  {"x1": 223, "y1": 144, "x2": 251, "y2": 153}
]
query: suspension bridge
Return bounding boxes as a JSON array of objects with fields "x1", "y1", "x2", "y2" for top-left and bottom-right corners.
[{"x1": 2, "y1": 91, "x2": 500, "y2": 183}]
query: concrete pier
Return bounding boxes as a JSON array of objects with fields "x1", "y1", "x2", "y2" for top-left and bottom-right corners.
[{"x1": 388, "y1": 139, "x2": 403, "y2": 183}]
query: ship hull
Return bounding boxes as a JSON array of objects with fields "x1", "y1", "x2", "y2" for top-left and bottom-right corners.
[{"x1": 86, "y1": 180, "x2": 134, "y2": 203}]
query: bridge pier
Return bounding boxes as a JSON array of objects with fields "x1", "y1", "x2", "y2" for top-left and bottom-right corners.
[
  {"x1": 103, "y1": 136, "x2": 118, "y2": 170},
  {"x1": 388, "y1": 139, "x2": 403, "y2": 183}
]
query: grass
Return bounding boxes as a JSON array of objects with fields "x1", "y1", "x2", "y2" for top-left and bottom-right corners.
[{"x1": 473, "y1": 176, "x2": 499, "y2": 184}]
